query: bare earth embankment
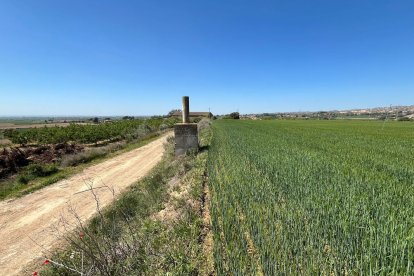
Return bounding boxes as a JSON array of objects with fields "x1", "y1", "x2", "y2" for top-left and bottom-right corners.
[{"x1": 0, "y1": 133, "x2": 171, "y2": 275}]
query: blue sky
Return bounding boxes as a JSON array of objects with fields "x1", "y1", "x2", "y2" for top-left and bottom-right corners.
[{"x1": 0, "y1": 0, "x2": 413, "y2": 116}]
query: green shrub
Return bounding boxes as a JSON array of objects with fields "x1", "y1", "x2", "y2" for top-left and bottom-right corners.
[
  {"x1": 17, "y1": 175, "x2": 29, "y2": 184},
  {"x1": 17, "y1": 164, "x2": 59, "y2": 184}
]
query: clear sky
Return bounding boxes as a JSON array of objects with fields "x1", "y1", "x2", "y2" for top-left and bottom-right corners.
[{"x1": 0, "y1": 0, "x2": 413, "y2": 116}]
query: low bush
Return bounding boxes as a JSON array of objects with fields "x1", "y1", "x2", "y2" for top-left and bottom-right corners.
[
  {"x1": 397, "y1": 116, "x2": 412, "y2": 121},
  {"x1": 60, "y1": 142, "x2": 126, "y2": 167},
  {"x1": 17, "y1": 163, "x2": 59, "y2": 184}
]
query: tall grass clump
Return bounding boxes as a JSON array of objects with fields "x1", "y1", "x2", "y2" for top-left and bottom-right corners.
[{"x1": 17, "y1": 163, "x2": 59, "y2": 184}]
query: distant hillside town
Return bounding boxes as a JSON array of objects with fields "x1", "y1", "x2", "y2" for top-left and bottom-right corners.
[{"x1": 241, "y1": 105, "x2": 414, "y2": 121}]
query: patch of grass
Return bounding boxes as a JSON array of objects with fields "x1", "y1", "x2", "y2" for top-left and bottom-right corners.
[
  {"x1": 17, "y1": 163, "x2": 59, "y2": 184},
  {"x1": 1, "y1": 163, "x2": 59, "y2": 199},
  {"x1": 0, "y1": 164, "x2": 71, "y2": 200},
  {"x1": 18, "y1": 170, "x2": 73, "y2": 197}
]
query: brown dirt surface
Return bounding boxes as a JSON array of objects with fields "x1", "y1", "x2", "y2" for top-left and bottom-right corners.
[
  {"x1": 0, "y1": 133, "x2": 171, "y2": 275},
  {"x1": 0, "y1": 139, "x2": 11, "y2": 146}
]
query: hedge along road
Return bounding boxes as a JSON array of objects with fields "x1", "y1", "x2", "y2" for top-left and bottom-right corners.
[{"x1": 0, "y1": 132, "x2": 172, "y2": 275}]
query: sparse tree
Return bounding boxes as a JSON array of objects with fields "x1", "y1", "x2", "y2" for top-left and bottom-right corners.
[{"x1": 229, "y1": 112, "x2": 240, "y2": 119}]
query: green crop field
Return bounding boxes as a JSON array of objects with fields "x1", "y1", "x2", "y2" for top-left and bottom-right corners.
[{"x1": 208, "y1": 120, "x2": 414, "y2": 275}]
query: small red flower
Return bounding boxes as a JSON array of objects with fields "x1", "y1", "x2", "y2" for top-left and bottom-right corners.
[
  {"x1": 79, "y1": 231, "x2": 85, "y2": 240},
  {"x1": 33, "y1": 272, "x2": 38, "y2": 276},
  {"x1": 43, "y1": 259, "x2": 50, "y2": 265}
]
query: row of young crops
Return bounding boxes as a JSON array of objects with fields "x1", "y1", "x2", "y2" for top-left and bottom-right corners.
[
  {"x1": 3, "y1": 117, "x2": 178, "y2": 145},
  {"x1": 208, "y1": 120, "x2": 414, "y2": 275}
]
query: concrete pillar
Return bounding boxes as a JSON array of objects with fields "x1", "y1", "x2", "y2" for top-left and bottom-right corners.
[
  {"x1": 182, "y1": 96, "x2": 190, "y2": 123},
  {"x1": 174, "y1": 96, "x2": 199, "y2": 156}
]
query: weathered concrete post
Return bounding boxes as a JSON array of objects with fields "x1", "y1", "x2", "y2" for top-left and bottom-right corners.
[
  {"x1": 174, "y1": 96, "x2": 199, "y2": 156},
  {"x1": 182, "y1": 96, "x2": 190, "y2": 123}
]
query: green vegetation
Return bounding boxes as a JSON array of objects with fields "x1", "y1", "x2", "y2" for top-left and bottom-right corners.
[
  {"x1": 0, "y1": 163, "x2": 71, "y2": 200},
  {"x1": 398, "y1": 117, "x2": 413, "y2": 122},
  {"x1": 4, "y1": 117, "x2": 177, "y2": 145},
  {"x1": 16, "y1": 163, "x2": 58, "y2": 184},
  {"x1": 0, "y1": 118, "x2": 47, "y2": 125},
  {"x1": 208, "y1": 120, "x2": 414, "y2": 274},
  {"x1": 222, "y1": 112, "x2": 240, "y2": 119}
]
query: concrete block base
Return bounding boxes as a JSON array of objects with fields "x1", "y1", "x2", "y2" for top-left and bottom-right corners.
[{"x1": 174, "y1": 123, "x2": 198, "y2": 156}]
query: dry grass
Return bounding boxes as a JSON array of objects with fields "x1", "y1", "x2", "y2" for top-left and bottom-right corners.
[
  {"x1": 60, "y1": 141, "x2": 126, "y2": 167},
  {"x1": 0, "y1": 139, "x2": 11, "y2": 146}
]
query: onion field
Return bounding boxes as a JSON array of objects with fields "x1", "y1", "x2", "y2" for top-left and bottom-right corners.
[{"x1": 208, "y1": 120, "x2": 414, "y2": 275}]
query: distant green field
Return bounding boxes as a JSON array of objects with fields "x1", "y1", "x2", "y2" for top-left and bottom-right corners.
[
  {"x1": 208, "y1": 119, "x2": 414, "y2": 275},
  {"x1": 0, "y1": 118, "x2": 44, "y2": 125}
]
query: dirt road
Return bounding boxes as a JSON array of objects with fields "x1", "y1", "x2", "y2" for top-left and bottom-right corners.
[{"x1": 0, "y1": 133, "x2": 171, "y2": 275}]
